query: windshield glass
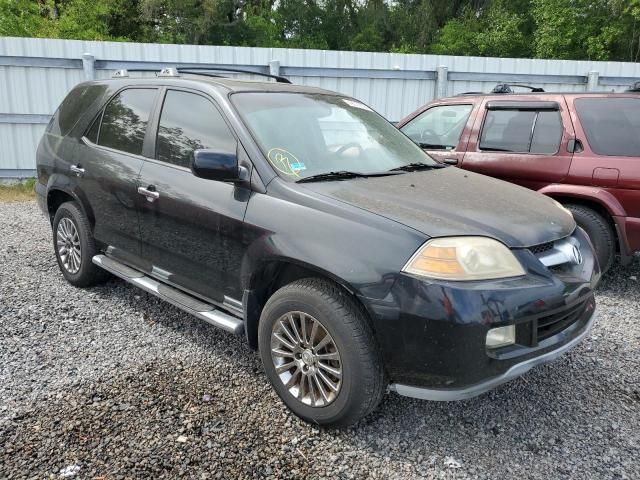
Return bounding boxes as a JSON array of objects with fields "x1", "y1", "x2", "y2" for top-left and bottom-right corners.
[{"x1": 232, "y1": 92, "x2": 437, "y2": 181}]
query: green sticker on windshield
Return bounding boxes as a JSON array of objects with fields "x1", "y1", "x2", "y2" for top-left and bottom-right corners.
[{"x1": 267, "y1": 148, "x2": 304, "y2": 177}]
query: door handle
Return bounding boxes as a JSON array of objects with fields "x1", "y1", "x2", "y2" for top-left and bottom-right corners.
[
  {"x1": 138, "y1": 186, "x2": 160, "y2": 202},
  {"x1": 443, "y1": 158, "x2": 459, "y2": 165},
  {"x1": 70, "y1": 164, "x2": 85, "y2": 177}
]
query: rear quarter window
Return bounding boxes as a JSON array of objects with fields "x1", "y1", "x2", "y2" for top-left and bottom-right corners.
[
  {"x1": 575, "y1": 97, "x2": 640, "y2": 156},
  {"x1": 48, "y1": 84, "x2": 107, "y2": 137}
]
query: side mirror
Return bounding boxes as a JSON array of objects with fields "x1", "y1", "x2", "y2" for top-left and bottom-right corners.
[{"x1": 191, "y1": 149, "x2": 249, "y2": 183}]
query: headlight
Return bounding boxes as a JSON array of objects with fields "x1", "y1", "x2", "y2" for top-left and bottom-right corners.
[
  {"x1": 402, "y1": 236, "x2": 526, "y2": 281},
  {"x1": 486, "y1": 325, "x2": 516, "y2": 348}
]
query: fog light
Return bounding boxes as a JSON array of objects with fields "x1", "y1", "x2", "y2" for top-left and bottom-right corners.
[{"x1": 486, "y1": 325, "x2": 516, "y2": 348}]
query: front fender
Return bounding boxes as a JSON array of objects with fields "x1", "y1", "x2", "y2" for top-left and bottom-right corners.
[{"x1": 538, "y1": 184, "x2": 626, "y2": 217}]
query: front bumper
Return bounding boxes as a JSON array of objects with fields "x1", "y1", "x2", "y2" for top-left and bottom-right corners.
[
  {"x1": 389, "y1": 306, "x2": 596, "y2": 400},
  {"x1": 362, "y1": 227, "x2": 599, "y2": 397}
]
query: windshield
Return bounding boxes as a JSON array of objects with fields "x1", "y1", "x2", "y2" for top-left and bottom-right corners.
[{"x1": 232, "y1": 92, "x2": 437, "y2": 181}]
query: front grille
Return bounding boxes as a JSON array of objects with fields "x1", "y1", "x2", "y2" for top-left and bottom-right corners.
[
  {"x1": 536, "y1": 300, "x2": 587, "y2": 341},
  {"x1": 529, "y1": 241, "x2": 554, "y2": 255}
]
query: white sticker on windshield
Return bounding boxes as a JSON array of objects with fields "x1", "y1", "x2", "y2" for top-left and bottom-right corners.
[{"x1": 343, "y1": 99, "x2": 373, "y2": 111}]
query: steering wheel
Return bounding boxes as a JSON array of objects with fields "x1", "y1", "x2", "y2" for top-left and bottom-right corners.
[
  {"x1": 420, "y1": 129, "x2": 439, "y2": 143},
  {"x1": 334, "y1": 142, "x2": 364, "y2": 157}
]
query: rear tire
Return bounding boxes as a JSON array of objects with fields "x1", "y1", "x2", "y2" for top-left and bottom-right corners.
[
  {"x1": 565, "y1": 204, "x2": 615, "y2": 272},
  {"x1": 52, "y1": 201, "x2": 110, "y2": 287},
  {"x1": 258, "y1": 278, "x2": 385, "y2": 427}
]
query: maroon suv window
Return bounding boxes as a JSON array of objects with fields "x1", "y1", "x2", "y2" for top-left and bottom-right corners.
[
  {"x1": 575, "y1": 98, "x2": 640, "y2": 157},
  {"x1": 480, "y1": 109, "x2": 562, "y2": 154}
]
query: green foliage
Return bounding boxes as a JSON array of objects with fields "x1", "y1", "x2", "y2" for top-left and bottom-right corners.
[{"x1": 2, "y1": 0, "x2": 640, "y2": 61}]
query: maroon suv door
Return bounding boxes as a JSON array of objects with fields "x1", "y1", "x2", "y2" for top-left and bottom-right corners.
[{"x1": 460, "y1": 96, "x2": 575, "y2": 190}]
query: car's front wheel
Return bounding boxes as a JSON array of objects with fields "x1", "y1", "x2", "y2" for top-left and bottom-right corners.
[
  {"x1": 565, "y1": 204, "x2": 615, "y2": 273},
  {"x1": 258, "y1": 278, "x2": 385, "y2": 427},
  {"x1": 52, "y1": 201, "x2": 109, "y2": 287}
]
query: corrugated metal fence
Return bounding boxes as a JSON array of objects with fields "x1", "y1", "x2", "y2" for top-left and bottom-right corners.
[{"x1": 2, "y1": 36, "x2": 640, "y2": 178}]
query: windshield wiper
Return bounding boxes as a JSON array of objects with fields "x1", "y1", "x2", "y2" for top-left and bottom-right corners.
[
  {"x1": 418, "y1": 142, "x2": 453, "y2": 149},
  {"x1": 387, "y1": 162, "x2": 448, "y2": 172},
  {"x1": 297, "y1": 170, "x2": 399, "y2": 183}
]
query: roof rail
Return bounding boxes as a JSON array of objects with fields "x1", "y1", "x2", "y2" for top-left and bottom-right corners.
[
  {"x1": 109, "y1": 66, "x2": 291, "y2": 84},
  {"x1": 456, "y1": 91, "x2": 484, "y2": 96},
  {"x1": 491, "y1": 83, "x2": 545, "y2": 94},
  {"x1": 177, "y1": 66, "x2": 291, "y2": 84}
]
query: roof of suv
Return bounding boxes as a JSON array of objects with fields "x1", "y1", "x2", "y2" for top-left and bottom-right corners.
[
  {"x1": 89, "y1": 73, "x2": 339, "y2": 96},
  {"x1": 444, "y1": 91, "x2": 640, "y2": 100}
]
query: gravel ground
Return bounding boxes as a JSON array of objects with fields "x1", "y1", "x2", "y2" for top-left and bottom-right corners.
[{"x1": 1, "y1": 200, "x2": 639, "y2": 480}]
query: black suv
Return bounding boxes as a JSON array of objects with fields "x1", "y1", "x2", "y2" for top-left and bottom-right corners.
[{"x1": 36, "y1": 68, "x2": 599, "y2": 427}]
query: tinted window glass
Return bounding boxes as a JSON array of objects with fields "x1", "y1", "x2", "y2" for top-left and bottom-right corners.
[
  {"x1": 85, "y1": 112, "x2": 101, "y2": 143},
  {"x1": 156, "y1": 90, "x2": 236, "y2": 168},
  {"x1": 530, "y1": 111, "x2": 562, "y2": 154},
  {"x1": 98, "y1": 89, "x2": 157, "y2": 155},
  {"x1": 49, "y1": 84, "x2": 107, "y2": 136},
  {"x1": 480, "y1": 109, "x2": 562, "y2": 154},
  {"x1": 575, "y1": 98, "x2": 640, "y2": 156},
  {"x1": 480, "y1": 110, "x2": 536, "y2": 152},
  {"x1": 401, "y1": 104, "x2": 473, "y2": 149}
]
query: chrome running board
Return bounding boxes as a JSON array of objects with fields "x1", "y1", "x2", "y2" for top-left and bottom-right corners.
[{"x1": 92, "y1": 254, "x2": 244, "y2": 335}]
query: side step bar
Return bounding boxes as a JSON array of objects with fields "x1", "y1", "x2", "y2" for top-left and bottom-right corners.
[{"x1": 92, "y1": 254, "x2": 244, "y2": 335}]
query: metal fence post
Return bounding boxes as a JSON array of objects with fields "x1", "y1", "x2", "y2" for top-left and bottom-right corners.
[
  {"x1": 435, "y1": 66, "x2": 448, "y2": 98},
  {"x1": 269, "y1": 60, "x2": 280, "y2": 79},
  {"x1": 587, "y1": 70, "x2": 599, "y2": 91},
  {"x1": 82, "y1": 53, "x2": 95, "y2": 81}
]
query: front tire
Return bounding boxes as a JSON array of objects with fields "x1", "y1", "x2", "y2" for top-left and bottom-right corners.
[
  {"x1": 52, "y1": 201, "x2": 109, "y2": 287},
  {"x1": 565, "y1": 204, "x2": 615, "y2": 273},
  {"x1": 258, "y1": 278, "x2": 385, "y2": 427}
]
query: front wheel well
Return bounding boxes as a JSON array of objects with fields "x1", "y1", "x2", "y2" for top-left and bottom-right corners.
[
  {"x1": 244, "y1": 261, "x2": 370, "y2": 350},
  {"x1": 549, "y1": 195, "x2": 619, "y2": 252}
]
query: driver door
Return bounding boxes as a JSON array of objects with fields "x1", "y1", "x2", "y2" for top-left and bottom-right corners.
[{"x1": 400, "y1": 102, "x2": 478, "y2": 166}]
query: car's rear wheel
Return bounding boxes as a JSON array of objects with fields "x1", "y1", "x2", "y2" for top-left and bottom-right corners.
[
  {"x1": 565, "y1": 204, "x2": 615, "y2": 273},
  {"x1": 258, "y1": 278, "x2": 385, "y2": 427},
  {"x1": 52, "y1": 201, "x2": 109, "y2": 287}
]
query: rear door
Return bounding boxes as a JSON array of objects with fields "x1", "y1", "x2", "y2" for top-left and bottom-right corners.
[
  {"x1": 568, "y1": 95, "x2": 640, "y2": 252},
  {"x1": 137, "y1": 88, "x2": 250, "y2": 306},
  {"x1": 79, "y1": 87, "x2": 159, "y2": 267},
  {"x1": 400, "y1": 101, "x2": 477, "y2": 165},
  {"x1": 460, "y1": 97, "x2": 575, "y2": 190}
]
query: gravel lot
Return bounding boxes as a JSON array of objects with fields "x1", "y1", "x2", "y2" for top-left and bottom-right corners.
[{"x1": 1, "y1": 200, "x2": 639, "y2": 479}]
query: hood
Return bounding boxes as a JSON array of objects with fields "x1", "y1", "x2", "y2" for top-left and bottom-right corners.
[{"x1": 300, "y1": 167, "x2": 575, "y2": 248}]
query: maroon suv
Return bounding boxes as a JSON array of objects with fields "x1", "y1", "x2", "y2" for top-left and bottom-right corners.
[{"x1": 398, "y1": 86, "x2": 640, "y2": 271}]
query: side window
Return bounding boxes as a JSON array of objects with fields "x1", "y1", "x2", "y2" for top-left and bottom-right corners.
[
  {"x1": 480, "y1": 109, "x2": 562, "y2": 154},
  {"x1": 98, "y1": 89, "x2": 157, "y2": 156},
  {"x1": 156, "y1": 90, "x2": 236, "y2": 168},
  {"x1": 575, "y1": 97, "x2": 640, "y2": 156},
  {"x1": 401, "y1": 104, "x2": 473, "y2": 149},
  {"x1": 85, "y1": 112, "x2": 102, "y2": 143}
]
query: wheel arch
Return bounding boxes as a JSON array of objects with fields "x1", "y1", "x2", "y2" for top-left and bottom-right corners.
[
  {"x1": 45, "y1": 176, "x2": 95, "y2": 229},
  {"x1": 540, "y1": 186, "x2": 627, "y2": 258},
  {"x1": 242, "y1": 258, "x2": 374, "y2": 350}
]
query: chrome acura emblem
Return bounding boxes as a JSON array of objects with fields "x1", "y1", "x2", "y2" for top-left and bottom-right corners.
[{"x1": 570, "y1": 244, "x2": 583, "y2": 265}]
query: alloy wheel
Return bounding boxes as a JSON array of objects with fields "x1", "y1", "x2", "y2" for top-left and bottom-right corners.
[
  {"x1": 270, "y1": 311, "x2": 342, "y2": 407},
  {"x1": 56, "y1": 217, "x2": 82, "y2": 274}
]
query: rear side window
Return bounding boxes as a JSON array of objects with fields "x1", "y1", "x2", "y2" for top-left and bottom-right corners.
[
  {"x1": 97, "y1": 89, "x2": 157, "y2": 156},
  {"x1": 480, "y1": 109, "x2": 562, "y2": 154},
  {"x1": 401, "y1": 104, "x2": 473, "y2": 149},
  {"x1": 48, "y1": 84, "x2": 106, "y2": 136},
  {"x1": 575, "y1": 98, "x2": 640, "y2": 156},
  {"x1": 156, "y1": 90, "x2": 236, "y2": 168}
]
